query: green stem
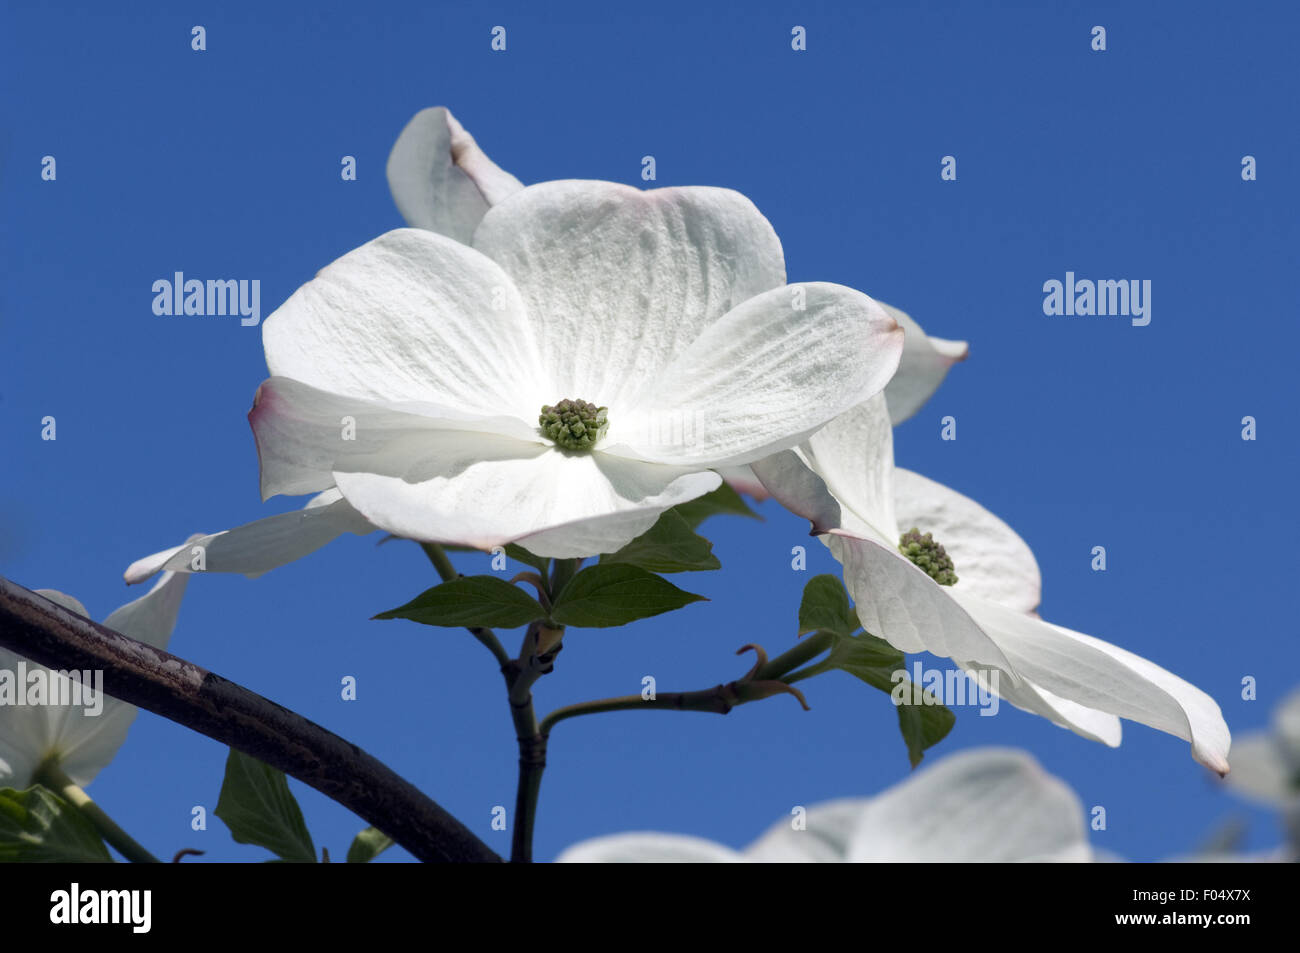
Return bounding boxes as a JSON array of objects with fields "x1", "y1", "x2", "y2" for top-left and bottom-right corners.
[
  {"x1": 540, "y1": 688, "x2": 742, "y2": 737},
  {"x1": 780, "y1": 665, "x2": 823, "y2": 685},
  {"x1": 504, "y1": 622, "x2": 557, "y2": 864},
  {"x1": 35, "y1": 759, "x2": 160, "y2": 863},
  {"x1": 419, "y1": 543, "x2": 565, "y2": 863},
  {"x1": 510, "y1": 703, "x2": 546, "y2": 865},
  {"x1": 547, "y1": 558, "x2": 581, "y2": 600},
  {"x1": 418, "y1": 542, "x2": 459, "y2": 582},
  {"x1": 419, "y1": 542, "x2": 511, "y2": 668},
  {"x1": 755, "y1": 630, "x2": 833, "y2": 680}
]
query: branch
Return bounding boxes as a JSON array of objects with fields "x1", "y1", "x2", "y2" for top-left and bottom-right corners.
[
  {"x1": 0, "y1": 576, "x2": 501, "y2": 864},
  {"x1": 539, "y1": 645, "x2": 811, "y2": 737}
]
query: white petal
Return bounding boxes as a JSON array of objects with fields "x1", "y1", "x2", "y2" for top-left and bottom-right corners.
[
  {"x1": 950, "y1": 591, "x2": 1232, "y2": 774},
  {"x1": 751, "y1": 449, "x2": 844, "y2": 535},
  {"x1": 1, "y1": 573, "x2": 190, "y2": 788},
  {"x1": 750, "y1": 395, "x2": 898, "y2": 539},
  {"x1": 828, "y1": 532, "x2": 1014, "y2": 672},
  {"x1": 846, "y1": 748, "x2": 1090, "y2": 862},
  {"x1": 250, "y1": 376, "x2": 541, "y2": 499},
  {"x1": 386, "y1": 107, "x2": 524, "y2": 242},
  {"x1": 743, "y1": 798, "x2": 873, "y2": 862},
  {"x1": 512, "y1": 504, "x2": 696, "y2": 561},
  {"x1": 261, "y1": 228, "x2": 547, "y2": 419},
  {"x1": 102, "y1": 567, "x2": 190, "y2": 649},
  {"x1": 472, "y1": 180, "x2": 786, "y2": 411},
  {"x1": 1272, "y1": 686, "x2": 1300, "y2": 755},
  {"x1": 1165, "y1": 846, "x2": 1296, "y2": 863},
  {"x1": 801, "y1": 394, "x2": 898, "y2": 537},
  {"x1": 892, "y1": 468, "x2": 1042, "y2": 613},
  {"x1": 41, "y1": 698, "x2": 138, "y2": 790},
  {"x1": 334, "y1": 447, "x2": 720, "y2": 558},
  {"x1": 124, "y1": 491, "x2": 376, "y2": 584},
  {"x1": 2, "y1": 592, "x2": 96, "y2": 786},
  {"x1": 0, "y1": 644, "x2": 56, "y2": 788},
  {"x1": 610, "y1": 284, "x2": 903, "y2": 467},
  {"x1": 31, "y1": 589, "x2": 90, "y2": 618},
  {"x1": 1222, "y1": 732, "x2": 1297, "y2": 806},
  {"x1": 555, "y1": 832, "x2": 746, "y2": 863},
  {"x1": 959, "y1": 664, "x2": 1123, "y2": 747},
  {"x1": 716, "y1": 465, "x2": 770, "y2": 501},
  {"x1": 878, "y1": 301, "x2": 968, "y2": 425}
]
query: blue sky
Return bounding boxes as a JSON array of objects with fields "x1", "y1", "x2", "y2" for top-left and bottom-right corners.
[{"x1": 2, "y1": 0, "x2": 1296, "y2": 862}]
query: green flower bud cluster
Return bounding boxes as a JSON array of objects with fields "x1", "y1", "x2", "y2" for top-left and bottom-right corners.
[
  {"x1": 898, "y1": 528, "x2": 958, "y2": 586},
  {"x1": 539, "y1": 398, "x2": 608, "y2": 451}
]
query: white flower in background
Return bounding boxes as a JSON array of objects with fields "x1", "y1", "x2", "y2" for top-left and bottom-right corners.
[
  {"x1": 1222, "y1": 687, "x2": 1300, "y2": 808},
  {"x1": 0, "y1": 568, "x2": 189, "y2": 788},
  {"x1": 751, "y1": 395, "x2": 1231, "y2": 774},
  {"x1": 557, "y1": 747, "x2": 1091, "y2": 862}
]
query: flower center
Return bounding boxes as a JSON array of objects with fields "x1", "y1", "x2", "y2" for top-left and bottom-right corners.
[
  {"x1": 898, "y1": 528, "x2": 958, "y2": 586},
  {"x1": 539, "y1": 398, "x2": 608, "y2": 451}
]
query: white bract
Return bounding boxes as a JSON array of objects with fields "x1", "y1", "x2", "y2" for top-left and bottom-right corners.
[
  {"x1": 720, "y1": 300, "x2": 967, "y2": 500},
  {"x1": 387, "y1": 106, "x2": 525, "y2": 244},
  {"x1": 0, "y1": 570, "x2": 189, "y2": 788},
  {"x1": 557, "y1": 747, "x2": 1091, "y2": 862},
  {"x1": 1222, "y1": 687, "x2": 1300, "y2": 807},
  {"x1": 751, "y1": 395, "x2": 1231, "y2": 774}
]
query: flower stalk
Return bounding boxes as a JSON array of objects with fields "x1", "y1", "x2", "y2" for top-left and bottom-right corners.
[{"x1": 33, "y1": 758, "x2": 161, "y2": 863}]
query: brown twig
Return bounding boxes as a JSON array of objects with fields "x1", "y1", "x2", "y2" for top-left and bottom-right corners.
[{"x1": 0, "y1": 576, "x2": 501, "y2": 864}]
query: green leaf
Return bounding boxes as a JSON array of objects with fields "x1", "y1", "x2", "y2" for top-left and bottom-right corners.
[
  {"x1": 551, "y1": 564, "x2": 706, "y2": 628},
  {"x1": 895, "y1": 691, "x2": 957, "y2": 769},
  {"x1": 802, "y1": 629, "x2": 956, "y2": 768},
  {"x1": 374, "y1": 575, "x2": 547, "y2": 629},
  {"x1": 0, "y1": 786, "x2": 113, "y2": 863},
  {"x1": 671, "y1": 483, "x2": 759, "y2": 528},
  {"x1": 215, "y1": 749, "x2": 317, "y2": 863},
  {"x1": 797, "y1": 574, "x2": 860, "y2": 638},
  {"x1": 346, "y1": 826, "x2": 395, "y2": 863},
  {"x1": 600, "y1": 510, "x2": 721, "y2": 573},
  {"x1": 503, "y1": 543, "x2": 550, "y2": 575},
  {"x1": 810, "y1": 630, "x2": 901, "y2": 691}
]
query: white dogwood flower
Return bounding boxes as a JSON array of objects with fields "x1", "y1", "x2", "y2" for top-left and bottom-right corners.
[
  {"x1": 252, "y1": 171, "x2": 909, "y2": 561},
  {"x1": 557, "y1": 747, "x2": 1091, "y2": 862},
  {"x1": 129, "y1": 198, "x2": 900, "y2": 573},
  {"x1": 126, "y1": 110, "x2": 904, "y2": 576},
  {"x1": 1222, "y1": 687, "x2": 1300, "y2": 807},
  {"x1": 751, "y1": 394, "x2": 1231, "y2": 774},
  {"x1": 0, "y1": 569, "x2": 189, "y2": 788}
]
